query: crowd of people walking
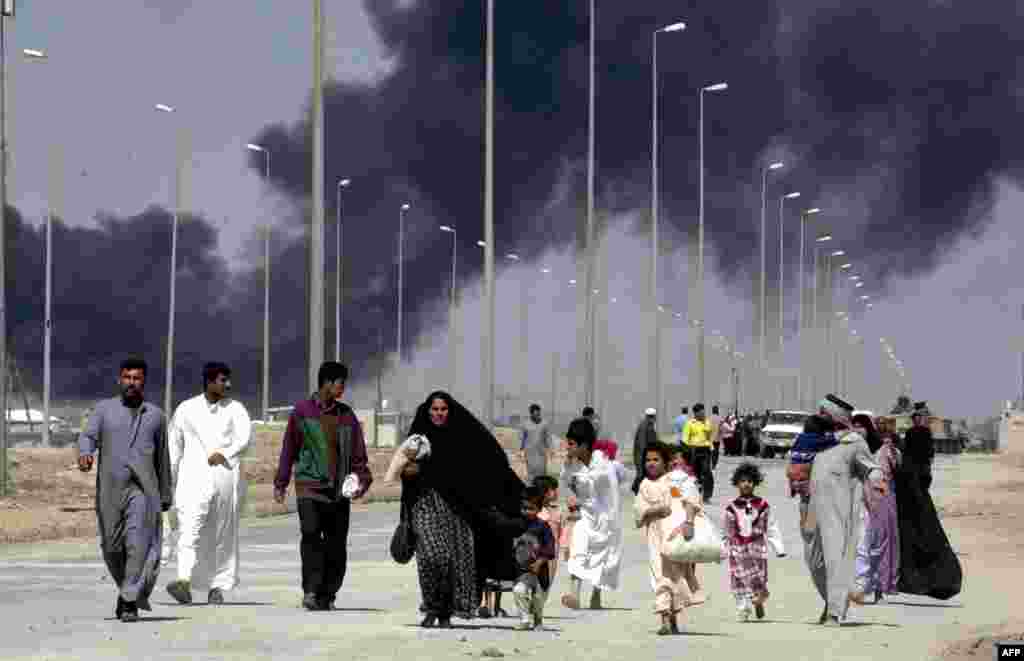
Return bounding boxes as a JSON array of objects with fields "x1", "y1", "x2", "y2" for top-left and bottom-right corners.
[{"x1": 76, "y1": 355, "x2": 962, "y2": 636}]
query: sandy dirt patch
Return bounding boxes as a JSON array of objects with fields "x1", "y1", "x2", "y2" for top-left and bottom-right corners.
[
  {"x1": 936, "y1": 452, "x2": 1024, "y2": 660},
  {"x1": 0, "y1": 425, "x2": 563, "y2": 544}
]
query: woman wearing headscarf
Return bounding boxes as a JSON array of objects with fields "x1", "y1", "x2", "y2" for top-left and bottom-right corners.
[
  {"x1": 399, "y1": 391, "x2": 526, "y2": 628},
  {"x1": 852, "y1": 415, "x2": 901, "y2": 604},
  {"x1": 894, "y1": 406, "x2": 962, "y2": 600}
]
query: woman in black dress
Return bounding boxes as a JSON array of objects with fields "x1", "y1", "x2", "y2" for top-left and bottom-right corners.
[
  {"x1": 894, "y1": 409, "x2": 962, "y2": 600},
  {"x1": 400, "y1": 391, "x2": 525, "y2": 627}
]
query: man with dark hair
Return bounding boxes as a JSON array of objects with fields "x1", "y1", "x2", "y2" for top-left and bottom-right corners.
[
  {"x1": 684, "y1": 403, "x2": 715, "y2": 500},
  {"x1": 560, "y1": 417, "x2": 622, "y2": 610},
  {"x1": 632, "y1": 408, "x2": 658, "y2": 495},
  {"x1": 78, "y1": 357, "x2": 172, "y2": 622},
  {"x1": 165, "y1": 362, "x2": 251, "y2": 606},
  {"x1": 710, "y1": 405, "x2": 723, "y2": 469},
  {"x1": 521, "y1": 403, "x2": 552, "y2": 481},
  {"x1": 274, "y1": 361, "x2": 373, "y2": 611}
]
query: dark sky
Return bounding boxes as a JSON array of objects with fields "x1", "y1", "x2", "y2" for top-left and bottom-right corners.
[{"x1": 5, "y1": 0, "x2": 1024, "y2": 419}]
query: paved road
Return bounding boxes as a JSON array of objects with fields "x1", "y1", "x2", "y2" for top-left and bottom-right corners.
[{"x1": 0, "y1": 455, "x2": 981, "y2": 661}]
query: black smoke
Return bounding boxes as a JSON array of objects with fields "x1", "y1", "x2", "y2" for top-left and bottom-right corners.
[
  {"x1": 3, "y1": 205, "x2": 331, "y2": 413},
  {"x1": 250, "y1": 0, "x2": 1024, "y2": 334}
]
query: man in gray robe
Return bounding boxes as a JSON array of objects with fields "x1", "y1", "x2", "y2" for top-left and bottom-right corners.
[
  {"x1": 521, "y1": 403, "x2": 553, "y2": 481},
  {"x1": 79, "y1": 357, "x2": 173, "y2": 622},
  {"x1": 801, "y1": 396, "x2": 886, "y2": 626}
]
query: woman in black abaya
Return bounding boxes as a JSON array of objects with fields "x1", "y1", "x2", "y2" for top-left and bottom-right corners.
[
  {"x1": 400, "y1": 391, "x2": 526, "y2": 628},
  {"x1": 894, "y1": 410, "x2": 962, "y2": 600}
]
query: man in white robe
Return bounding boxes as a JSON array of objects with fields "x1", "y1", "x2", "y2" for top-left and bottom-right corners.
[
  {"x1": 560, "y1": 417, "x2": 623, "y2": 610},
  {"x1": 802, "y1": 397, "x2": 885, "y2": 625},
  {"x1": 165, "y1": 362, "x2": 251, "y2": 605}
]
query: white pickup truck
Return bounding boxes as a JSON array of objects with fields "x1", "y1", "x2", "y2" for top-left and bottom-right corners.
[{"x1": 759, "y1": 410, "x2": 811, "y2": 458}]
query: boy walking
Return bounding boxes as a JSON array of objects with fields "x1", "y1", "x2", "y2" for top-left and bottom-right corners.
[{"x1": 512, "y1": 486, "x2": 556, "y2": 630}]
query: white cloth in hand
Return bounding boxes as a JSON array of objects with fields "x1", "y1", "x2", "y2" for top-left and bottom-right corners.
[{"x1": 341, "y1": 473, "x2": 361, "y2": 499}]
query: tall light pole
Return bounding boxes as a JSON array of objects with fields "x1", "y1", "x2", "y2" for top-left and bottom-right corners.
[
  {"x1": 155, "y1": 102, "x2": 182, "y2": 419},
  {"x1": 0, "y1": 0, "x2": 12, "y2": 494},
  {"x1": 440, "y1": 225, "x2": 458, "y2": 392},
  {"x1": 23, "y1": 47, "x2": 52, "y2": 445},
  {"x1": 759, "y1": 161, "x2": 784, "y2": 410},
  {"x1": 797, "y1": 206, "x2": 820, "y2": 410},
  {"x1": 583, "y1": 0, "x2": 597, "y2": 409},
  {"x1": 309, "y1": 0, "x2": 326, "y2": 394},
  {"x1": 335, "y1": 178, "x2": 350, "y2": 361},
  {"x1": 825, "y1": 249, "x2": 844, "y2": 394},
  {"x1": 483, "y1": 0, "x2": 495, "y2": 427},
  {"x1": 397, "y1": 203, "x2": 411, "y2": 367},
  {"x1": 810, "y1": 234, "x2": 832, "y2": 406},
  {"x1": 777, "y1": 191, "x2": 799, "y2": 358},
  {"x1": 697, "y1": 81, "x2": 728, "y2": 406},
  {"x1": 650, "y1": 21, "x2": 686, "y2": 416},
  {"x1": 505, "y1": 253, "x2": 527, "y2": 410},
  {"x1": 246, "y1": 143, "x2": 271, "y2": 420}
]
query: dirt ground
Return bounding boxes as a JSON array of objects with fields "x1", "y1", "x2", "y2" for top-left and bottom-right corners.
[
  {"x1": 934, "y1": 452, "x2": 1024, "y2": 660},
  {"x1": 0, "y1": 425, "x2": 558, "y2": 544}
]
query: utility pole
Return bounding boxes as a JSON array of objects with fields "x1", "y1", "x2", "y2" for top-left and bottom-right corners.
[
  {"x1": 483, "y1": 0, "x2": 495, "y2": 427},
  {"x1": 308, "y1": 0, "x2": 326, "y2": 393},
  {"x1": 0, "y1": 3, "x2": 8, "y2": 495}
]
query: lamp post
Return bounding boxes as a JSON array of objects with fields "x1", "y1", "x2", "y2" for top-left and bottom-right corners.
[
  {"x1": 797, "y1": 206, "x2": 819, "y2": 410},
  {"x1": 825, "y1": 249, "x2": 844, "y2": 394},
  {"x1": 23, "y1": 47, "x2": 53, "y2": 445},
  {"x1": 810, "y1": 234, "x2": 831, "y2": 406},
  {"x1": 155, "y1": 102, "x2": 182, "y2": 419},
  {"x1": 759, "y1": 161, "x2": 784, "y2": 411},
  {"x1": 504, "y1": 253, "x2": 527, "y2": 411},
  {"x1": 483, "y1": 0, "x2": 496, "y2": 427},
  {"x1": 309, "y1": 0, "x2": 326, "y2": 394},
  {"x1": 583, "y1": 0, "x2": 597, "y2": 410},
  {"x1": 397, "y1": 203, "x2": 411, "y2": 367},
  {"x1": 246, "y1": 143, "x2": 271, "y2": 420},
  {"x1": 0, "y1": 1, "x2": 12, "y2": 494},
  {"x1": 650, "y1": 21, "x2": 686, "y2": 415},
  {"x1": 440, "y1": 225, "x2": 457, "y2": 392},
  {"x1": 335, "y1": 178, "x2": 350, "y2": 361},
  {"x1": 774, "y1": 191, "x2": 799, "y2": 408},
  {"x1": 697, "y1": 81, "x2": 728, "y2": 406}
]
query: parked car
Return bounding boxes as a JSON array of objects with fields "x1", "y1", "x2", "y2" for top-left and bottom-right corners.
[{"x1": 759, "y1": 410, "x2": 810, "y2": 458}]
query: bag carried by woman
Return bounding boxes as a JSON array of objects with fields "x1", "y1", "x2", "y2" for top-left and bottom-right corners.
[{"x1": 390, "y1": 496, "x2": 416, "y2": 564}]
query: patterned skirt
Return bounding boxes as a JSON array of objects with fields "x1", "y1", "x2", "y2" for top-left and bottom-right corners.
[
  {"x1": 411, "y1": 488, "x2": 478, "y2": 617},
  {"x1": 728, "y1": 539, "x2": 769, "y2": 599}
]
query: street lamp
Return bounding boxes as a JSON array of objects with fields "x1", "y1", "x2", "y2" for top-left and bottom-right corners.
[
  {"x1": 335, "y1": 178, "x2": 351, "y2": 361},
  {"x1": 504, "y1": 253, "x2": 528, "y2": 410},
  {"x1": 797, "y1": 206, "x2": 820, "y2": 411},
  {"x1": 440, "y1": 225, "x2": 457, "y2": 392},
  {"x1": 155, "y1": 101, "x2": 181, "y2": 419},
  {"x1": 483, "y1": 0, "x2": 496, "y2": 427},
  {"x1": 398, "y1": 203, "x2": 411, "y2": 366},
  {"x1": 23, "y1": 46, "x2": 55, "y2": 445},
  {"x1": 697, "y1": 80, "x2": 728, "y2": 405},
  {"x1": 651, "y1": 19, "x2": 687, "y2": 416},
  {"x1": 247, "y1": 142, "x2": 272, "y2": 421},
  {"x1": 777, "y1": 190, "x2": 800, "y2": 405},
  {"x1": 759, "y1": 160, "x2": 784, "y2": 410}
]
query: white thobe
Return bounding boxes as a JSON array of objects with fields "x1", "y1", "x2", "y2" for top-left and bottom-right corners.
[
  {"x1": 169, "y1": 394, "x2": 251, "y2": 591},
  {"x1": 563, "y1": 450, "x2": 623, "y2": 591}
]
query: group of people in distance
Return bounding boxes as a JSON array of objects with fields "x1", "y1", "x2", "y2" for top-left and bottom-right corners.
[{"x1": 76, "y1": 355, "x2": 961, "y2": 636}]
